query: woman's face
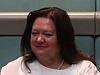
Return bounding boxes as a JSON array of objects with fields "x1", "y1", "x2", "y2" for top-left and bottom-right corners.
[{"x1": 30, "y1": 17, "x2": 60, "y2": 58}]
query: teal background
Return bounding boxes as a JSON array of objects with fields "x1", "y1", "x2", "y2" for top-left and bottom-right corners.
[
  {"x1": 97, "y1": 0, "x2": 100, "y2": 11},
  {"x1": 0, "y1": 37, "x2": 21, "y2": 68},
  {"x1": 0, "y1": 0, "x2": 95, "y2": 12}
]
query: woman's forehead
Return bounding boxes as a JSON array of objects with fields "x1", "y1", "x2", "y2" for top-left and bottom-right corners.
[{"x1": 32, "y1": 17, "x2": 56, "y2": 31}]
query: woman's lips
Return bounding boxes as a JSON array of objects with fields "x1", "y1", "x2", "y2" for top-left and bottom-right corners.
[{"x1": 35, "y1": 45, "x2": 48, "y2": 48}]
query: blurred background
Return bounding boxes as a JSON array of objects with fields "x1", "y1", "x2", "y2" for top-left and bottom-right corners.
[{"x1": 0, "y1": 0, "x2": 100, "y2": 71}]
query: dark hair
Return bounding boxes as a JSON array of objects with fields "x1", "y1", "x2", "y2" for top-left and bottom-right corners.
[{"x1": 21, "y1": 7, "x2": 93, "y2": 72}]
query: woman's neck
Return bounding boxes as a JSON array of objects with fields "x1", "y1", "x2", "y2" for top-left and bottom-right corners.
[
  {"x1": 37, "y1": 55, "x2": 63, "y2": 69},
  {"x1": 36, "y1": 56, "x2": 70, "y2": 70}
]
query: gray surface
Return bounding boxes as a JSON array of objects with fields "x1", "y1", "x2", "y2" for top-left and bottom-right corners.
[
  {"x1": 71, "y1": 18, "x2": 95, "y2": 35},
  {"x1": 0, "y1": 19, "x2": 26, "y2": 35},
  {"x1": 0, "y1": 12, "x2": 95, "y2": 35},
  {"x1": 96, "y1": 12, "x2": 100, "y2": 35}
]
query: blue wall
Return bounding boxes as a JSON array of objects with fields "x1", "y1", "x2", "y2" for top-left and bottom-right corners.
[{"x1": 0, "y1": 0, "x2": 95, "y2": 12}]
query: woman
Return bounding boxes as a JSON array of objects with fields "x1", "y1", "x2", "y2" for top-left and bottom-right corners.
[{"x1": 1, "y1": 7, "x2": 100, "y2": 75}]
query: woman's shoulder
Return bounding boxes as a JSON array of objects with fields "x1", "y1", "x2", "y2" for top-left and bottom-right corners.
[
  {"x1": 79, "y1": 60, "x2": 94, "y2": 66},
  {"x1": 79, "y1": 60, "x2": 97, "y2": 70},
  {"x1": 3, "y1": 57, "x2": 23, "y2": 68},
  {"x1": 77, "y1": 60, "x2": 100, "y2": 75},
  {"x1": 1, "y1": 57, "x2": 23, "y2": 75}
]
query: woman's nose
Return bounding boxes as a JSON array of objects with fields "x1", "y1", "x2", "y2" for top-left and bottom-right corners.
[{"x1": 36, "y1": 35, "x2": 45, "y2": 43}]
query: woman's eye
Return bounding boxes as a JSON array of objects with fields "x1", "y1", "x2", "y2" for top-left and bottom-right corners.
[
  {"x1": 31, "y1": 32, "x2": 39, "y2": 36},
  {"x1": 44, "y1": 33, "x2": 53, "y2": 37}
]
